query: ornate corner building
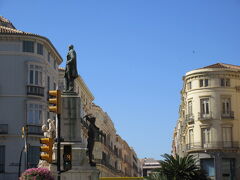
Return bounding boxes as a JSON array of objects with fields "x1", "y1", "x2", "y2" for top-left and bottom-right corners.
[
  {"x1": 172, "y1": 63, "x2": 240, "y2": 180},
  {"x1": 0, "y1": 16, "x2": 62, "y2": 179}
]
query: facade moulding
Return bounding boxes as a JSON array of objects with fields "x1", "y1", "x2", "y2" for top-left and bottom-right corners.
[{"x1": 186, "y1": 72, "x2": 240, "y2": 81}]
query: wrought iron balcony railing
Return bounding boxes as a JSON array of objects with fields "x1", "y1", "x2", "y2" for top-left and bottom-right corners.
[
  {"x1": 221, "y1": 111, "x2": 234, "y2": 119},
  {"x1": 186, "y1": 141, "x2": 239, "y2": 151},
  {"x1": 27, "y1": 125, "x2": 43, "y2": 135},
  {"x1": 95, "y1": 159, "x2": 122, "y2": 174},
  {"x1": 198, "y1": 112, "x2": 213, "y2": 121},
  {"x1": 27, "y1": 85, "x2": 44, "y2": 97},
  {"x1": 0, "y1": 124, "x2": 8, "y2": 134},
  {"x1": 186, "y1": 114, "x2": 194, "y2": 124}
]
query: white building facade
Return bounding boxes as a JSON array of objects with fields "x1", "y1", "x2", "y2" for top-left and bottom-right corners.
[
  {"x1": 0, "y1": 16, "x2": 62, "y2": 179},
  {"x1": 173, "y1": 63, "x2": 240, "y2": 180}
]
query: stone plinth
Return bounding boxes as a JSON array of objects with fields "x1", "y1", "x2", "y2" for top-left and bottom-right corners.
[
  {"x1": 61, "y1": 168, "x2": 99, "y2": 180},
  {"x1": 50, "y1": 147, "x2": 99, "y2": 180},
  {"x1": 61, "y1": 92, "x2": 81, "y2": 141}
]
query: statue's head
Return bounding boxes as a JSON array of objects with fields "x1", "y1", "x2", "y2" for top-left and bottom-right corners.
[
  {"x1": 89, "y1": 117, "x2": 96, "y2": 124},
  {"x1": 69, "y1": 44, "x2": 74, "y2": 50},
  {"x1": 42, "y1": 124, "x2": 47, "y2": 131}
]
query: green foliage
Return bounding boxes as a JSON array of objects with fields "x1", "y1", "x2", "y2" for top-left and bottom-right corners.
[
  {"x1": 146, "y1": 154, "x2": 209, "y2": 180},
  {"x1": 145, "y1": 172, "x2": 167, "y2": 180}
]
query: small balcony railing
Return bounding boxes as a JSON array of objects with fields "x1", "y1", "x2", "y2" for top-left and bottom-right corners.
[
  {"x1": 186, "y1": 141, "x2": 239, "y2": 151},
  {"x1": 27, "y1": 125, "x2": 43, "y2": 135},
  {"x1": 0, "y1": 124, "x2": 8, "y2": 134},
  {"x1": 221, "y1": 111, "x2": 234, "y2": 119},
  {"x1": 198, "y1": 112, "x2": 213, "y2": 121},
  {"x1": 186, "y1": 114, "x2": 194, "y2": 124},
  {"x1": 27, "y1": 85, "x2": 44, "y2": 97}
]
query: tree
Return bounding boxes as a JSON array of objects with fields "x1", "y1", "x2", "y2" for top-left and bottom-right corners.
[{"x1": 146, "y1": 154, "x2": 209, "y2": 180}]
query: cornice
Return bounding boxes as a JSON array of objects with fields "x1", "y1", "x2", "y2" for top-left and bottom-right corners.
[
  {"x1": 186, "y1": 86, "x2": 236, "y2": 94},
  {"x1": 185, "y1": 71, "x2": 240, "y2": 81}
]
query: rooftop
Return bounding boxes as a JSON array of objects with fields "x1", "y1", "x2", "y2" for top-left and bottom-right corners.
[
  {"x1": 185, "y1": 63, "x2": 240, "y2": 76},
  {"x1": 0, "y1": 16, "x2": 15, "y2": 29},
  {"x1": 199, "y1": 63, "x2": 240, "y2": 70}
]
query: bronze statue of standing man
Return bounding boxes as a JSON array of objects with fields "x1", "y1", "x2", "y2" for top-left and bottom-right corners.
[
  {"x1": 84, "y1": 115, "x2": 100, "y2": 166},
  {"x1": 64, "y1": 45, "x2": 78, "y2": 92}
]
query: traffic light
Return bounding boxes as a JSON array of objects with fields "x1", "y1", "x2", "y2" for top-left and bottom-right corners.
[
  {"x1": 48, "y1": 90, "x2": 61, "y2": 114},
  {"x1": 63, "y1": 145, "x2": 72, "y2": 171},
  {"x1": 40, "y1": 138, "x2": 53, "y2": 163}
]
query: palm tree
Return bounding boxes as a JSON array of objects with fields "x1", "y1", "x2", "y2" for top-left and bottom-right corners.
[
  {"x1": 145, "y1": 171, "x2": 167, "y2": 180},
  {"x1": 146, "y1": 154, "x2": 209, "y2": 180}
]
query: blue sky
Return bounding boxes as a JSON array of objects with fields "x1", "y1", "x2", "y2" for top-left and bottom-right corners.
[{"x1": 1, "y1": 0, "x2": 240, "y2": 159}]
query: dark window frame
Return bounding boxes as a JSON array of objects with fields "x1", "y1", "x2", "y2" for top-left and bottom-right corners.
[
  {"x1": 23, "y1": 41, "x2": 34, "y2": 53},
  {"x1": 37, "y1": 43, "x2": 43, "y2": 55},
  {"x1": 0, "y1": 146, "x2": 5, "y2": 173}
]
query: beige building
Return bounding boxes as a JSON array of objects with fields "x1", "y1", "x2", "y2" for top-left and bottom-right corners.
[
  {"x1": 140, "y1": 158, "x2": 160, "y2": 177},
  {"x1": 173, "y1": 63, "x2": 240, "y2": 180},
  {"x1": 91, "y1": 104, "x2": 142, "y2": 177}
]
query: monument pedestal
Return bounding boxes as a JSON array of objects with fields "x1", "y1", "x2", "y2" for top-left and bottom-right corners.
[{"x1": 50, "y1": 92, "x2": 99, "y2": 180}]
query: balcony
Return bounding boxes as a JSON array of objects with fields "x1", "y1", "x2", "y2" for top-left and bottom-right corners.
[
  {"x1": 27, "y1": 85, "x2": 44, "y2": 97},
  {"x1": 27, "y1": 125, "x2": 43, "y2": 135},
  {"x1": 0, "y1": 124, "x2": 8, "y2": 134},
  {"x1": 186, "y1": 141, "x2": 239, "y2": 151},
  {"x1": 95, "y1": 159, "x2": 122, "y2": 174},
  {"x1": 186, "y1": 114, "x2": 194, "y2": 124},
  {"x1": 198, "y1": 112, "x2": 213, "y2": 121},
  {"x1": 221, "y1": 111, "x2": 234, "y2": 119}
]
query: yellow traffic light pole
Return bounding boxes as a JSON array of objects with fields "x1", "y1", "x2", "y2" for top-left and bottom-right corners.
[
  {"x1": 40, "y1": 138, "x2": 53, "y2": 163},
  {"x1": 48, "y1": 90, "x2": 62, "y2": 180}
]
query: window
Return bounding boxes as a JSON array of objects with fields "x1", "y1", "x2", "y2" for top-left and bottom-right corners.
[
  {"x1": 27, "y1": 103, "x2": 43, "y2": 125},
  {"x1": 199, "y1": 79, "x2": 209, "y2": 87},
  {"x1": 222, "y1": 127, "x2": 232, "y2": 147},
  {"x1": 220, "y1": 78, "x2": 230, "y2": 87},
  {"x1": 201, "y1": 159, "x2": 215, "y2": 178},
  {"x1": 37, "y1": 43, "x2": 43, "y2": 55},
  {"x1": 189, "y1": 129, "x2": 194, "y2": 145},
  {"x1": 53, "y1": 82, "x2": 56, "y2": 90},
  {"x1": 222, "y1": 98, "x2": 231, "y2": 115},
  {"x1": 54, "y1": 59, "x2": 57, "y2": 69},
  {"x1": 187, "y1": 82, "x2": 192, "y2": 90},
  {"x1": 48, "y1": 52, "x2": 50, "y2": 62},
  {"x1": 200, "y1": 98, "x2": 210, "y2": 115},
  {"x1": 23, "y1": 41, "x2": 34, "y2": 53},
  {"x1": 47, "y1": 76, "x2": 50, "y2": 91},
  {"x1": 201, "y1": 128, "x2": 211, "y2": 147},
  {"x1": 0, "y1": 146, "x2": 5, "y2": 173},
  {"x1": 222, "y1": 158, "x2": 235, "y2": 179},
  {"x1": 28, "y1": 64, "x2": 43, "y2": 86},
  {"x1": 28, "y1": 146, "x2": 40, "y2": 168},
  {"x1": 188, "y1": 101, "x2": 192, "y2": 115}
]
